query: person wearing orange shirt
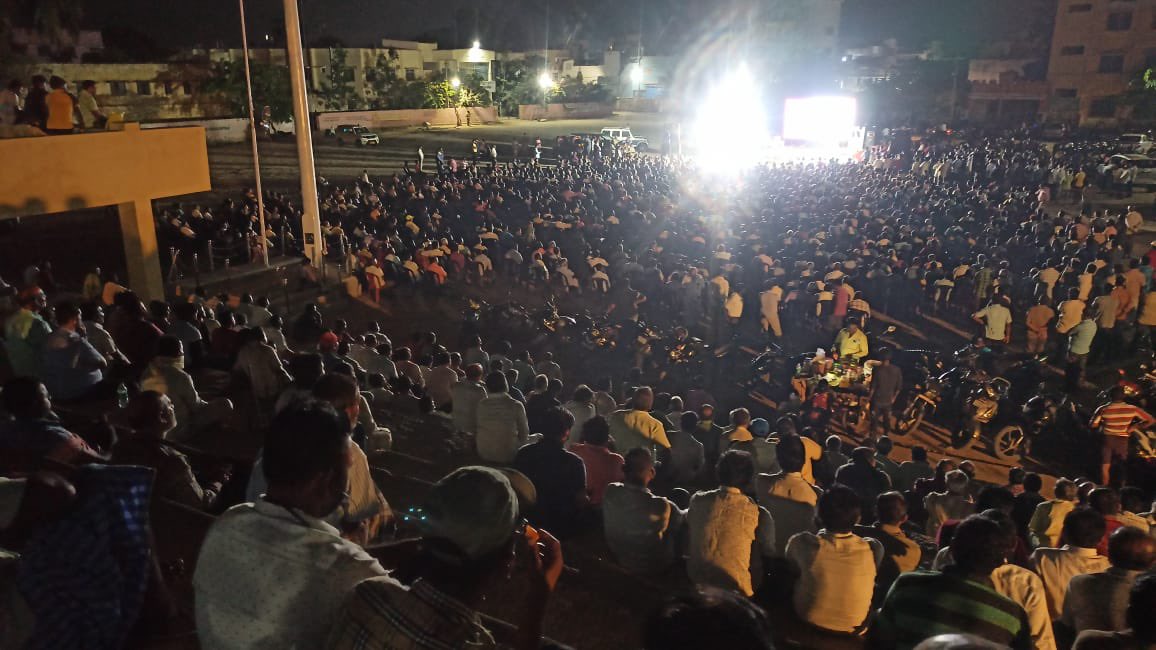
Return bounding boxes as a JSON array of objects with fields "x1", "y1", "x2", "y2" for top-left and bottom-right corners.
[{"x1": 44, "y1": 76, "x2": 75, "y2": 135}]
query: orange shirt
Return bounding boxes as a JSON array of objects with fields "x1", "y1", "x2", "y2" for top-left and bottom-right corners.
[{"x1": 45, "y1": 88, "x2": 74, "y2": 130}]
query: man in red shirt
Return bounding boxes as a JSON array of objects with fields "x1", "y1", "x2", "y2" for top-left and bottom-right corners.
[{"x1": 1091, "y1": 386, "x2": 1155, "y2": 485}]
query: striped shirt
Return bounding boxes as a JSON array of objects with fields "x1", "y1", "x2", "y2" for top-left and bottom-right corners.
[
  {"x1": 870, "y1": 570, "x2": 1033, "y2": 650},
  {"x1": 326, "y1": 577, "x2": 496, "y2": 650},
  {"x1": 1092, "y1": 401, "x2": 1154, "y2": 437}
]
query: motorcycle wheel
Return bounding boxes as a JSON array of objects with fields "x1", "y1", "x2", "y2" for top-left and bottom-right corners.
[
  {"x1": 992, "y1": 425, "x2": 1026, "y2": 461},
  {"x1": 951, "y1": 420, "x2": 980, "y2": 451},
  {"x1": 894, "y1": 401, "x2": 927, "y2": 437},
  {"x1": 838, "y1": 406, "x2": 865, "y2": 435}
]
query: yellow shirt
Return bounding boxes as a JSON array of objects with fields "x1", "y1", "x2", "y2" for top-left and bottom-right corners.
[
  {"x1": 1029, "y1": 499, "x2": 1075, "y2": 549},
  {"x1": 45, "y1": 88, "x2": 74, "y2": 130},
  {"x1": 608, "y1": 409, "x2": 671, "y2": 451},
  {"x1": 834, "y1": 328, "x2": 869, "y2": 360}
]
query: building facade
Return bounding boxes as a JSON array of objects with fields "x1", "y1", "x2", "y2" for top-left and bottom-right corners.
[{"x1": 1047, "y1": 0, "x2": 1156, "y2": 124}]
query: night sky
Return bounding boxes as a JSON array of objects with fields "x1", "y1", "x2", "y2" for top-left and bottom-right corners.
[{"x1": 83, "y1": 0, "x2": 979, "y2": 53}]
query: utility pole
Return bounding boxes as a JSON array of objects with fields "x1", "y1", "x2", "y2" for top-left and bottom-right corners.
[
  {"x1": 238, "y1": 0, "x2": 268, "y2": 266},
  {"x1": 282, "y1": 0, "x2": 323, "y2": 267}
]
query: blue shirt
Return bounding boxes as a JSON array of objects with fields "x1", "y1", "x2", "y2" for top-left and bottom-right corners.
[{"x1": 41, "y1": 328, "x2": 104, "y2": 400}]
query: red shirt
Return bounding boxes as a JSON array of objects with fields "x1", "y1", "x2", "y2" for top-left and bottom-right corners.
[{"x1": 570, "y1": 443, "x2": 624, "y2": 506}]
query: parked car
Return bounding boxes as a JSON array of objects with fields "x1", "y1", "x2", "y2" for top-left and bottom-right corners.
[
  {"x1": 1109, "y1": 153, "x2": 1156, "y2": 189},
  {"x1": 1119, "y1": 133, "x2": 1154, "y2": 154},
  {"x1": 326, "y1": 124, "x2": 380, "y2": 146},
  {"x1": 599, "y1": 126, "x2": 649, "y2": 152}
]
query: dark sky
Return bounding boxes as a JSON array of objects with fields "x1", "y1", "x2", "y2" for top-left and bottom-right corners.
[{"x1": 84, "y1": 0, "x2": 968, "y2": 54}]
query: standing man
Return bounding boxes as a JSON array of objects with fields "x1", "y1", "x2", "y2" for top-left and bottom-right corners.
[
  {"x1": 77, "y1": 81, "x2": 105, "y2": 130},
  {"x1": 973, "y1": 296, "x2": 1012, "y2": 351},
  {"x1": 868, "y1": 349, "x2": 903, "y2": 438},
  {"x1": 435, "y1": 147, "x2": 445, "y2": 174},
  {"x1": 1025, "y1": 296, "x2": 1055, "y2": 356},
  {"x1": 759, "y1": 281, "x2": 783, "y2": 340},
  {"x1": 1066, "y1": 313, "x2": 1097, "y2": 394},
  {"x1": 417, "y1": 146, "x2": 424, "y2": 172},
  {"x1": 1091, "y1": 386, "x2": 1155, "y2": 486},
  {"x1": 833, "y1": 320, "x2": 869, "y2": 362}
]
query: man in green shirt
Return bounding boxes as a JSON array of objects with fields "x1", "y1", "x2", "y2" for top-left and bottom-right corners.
[{"x1": 1066, "y1": 315, "x2": 1097, "y2": 393}]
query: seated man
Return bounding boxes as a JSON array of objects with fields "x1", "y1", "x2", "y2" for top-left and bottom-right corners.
[
  {"x1": 1063, "y1": 526, "x2": 1156, "y2": 635},
  {"x1": 686, "y1": 450, "x2": 777, "y2": 597},
  {"x1": 1073, "y1": 573, "x2": 1156, "y2": 650},
  {"x1": 0, "y1": 377, "x2": 104, "y2": 472},
  {"x1": 327, "y1": 466, "x2": 564, "y2": 650},
  {"x1": 870, "y1": 515, "x2": 1034, "y2": 650},
  {"x1": 140, "y1": 336, "x2": 232, "y2": 442},
  {"x1": 194, "y1": 401, "x2": 388, "y2": 649},
  {"x1": 853, "y1": 491, "x2": 922, "y2": 596},
  {"x1": 1028, "y1": 477, "x2": 1078, "y2": 549},
  {"x1": 112, "y1": 391, "x2": 227, "y2": 511},
  {"x1": 785, "y1": 484, "x2": 883, "y2": 634},
  {"x1": 602, "y1": 448, "x2": 686, "y2": 574},
  {"x1": 40, "y1": 301, "x2": 106, "y2": 401},
  {"x1": 1031, "y1": 507, "x2": 1111, "y2": 621},
  {"x1": 514, "y1": 407, "x2": 588, "y2": 538},
  {"x1": 756, "y1": 435, "x2": 821, "y2": 507}
]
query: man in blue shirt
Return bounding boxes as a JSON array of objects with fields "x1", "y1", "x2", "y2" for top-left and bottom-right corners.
[{"x1": 41, "y1": 301, "x2": 106, "y2": 401}]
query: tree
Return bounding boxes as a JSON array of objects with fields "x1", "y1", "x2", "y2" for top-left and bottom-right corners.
[
  {"x1": 365, "y1": 52, "x2": 399, "y2": 109},
  {"x1": 317, "y1": 46, "x2": 363, "y2": 111},
  {"x1": 201, "y1": 59, "x2": 294, "y2": 123},
  {"x1": 494, "y1": 58, "x2": 548, "y2": 115}
]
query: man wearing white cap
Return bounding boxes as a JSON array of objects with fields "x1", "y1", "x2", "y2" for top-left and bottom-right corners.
[{"x1": 328, "y1": 466, "x2": 565, "y2": 650}]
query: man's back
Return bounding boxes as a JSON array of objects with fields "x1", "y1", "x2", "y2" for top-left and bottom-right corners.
[
  {"x1": 475, "y1": 393, "x2": 527, "y2": 463},
  {"x1": 1062, "y1": 568, "x2": 1141, "y2": 634},
  {"x1": 608, "y1": 409, "x2": 670, "y2": 453},
  {"x1": 193, "y1": 500, "x2": 386, "y2": 650},
  {"x1": 1031, "y1": 545, "x2": 1112, "y2": 620},
  {"x1": 602, "y1": 482, "x2": 683, "y2": 573},
  {"x1": 786, "y1": 530, "x2": 882, "y2": 633},
  {"x1": 871, "y1": 570, "x2": 1033, "y2": 650},
  {"x1": 686, "y1": 487, "x2": 775, "y2": 596},
  {"x1": 450, "y1": 381, "x2": 486, "y2": 433},
  {"x1": 514, "y1": 441, "x2": 585, "y2": 536}
]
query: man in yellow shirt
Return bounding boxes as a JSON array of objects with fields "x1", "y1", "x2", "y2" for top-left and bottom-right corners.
[
  {"x1": 44, "y1": 76, "x2": 75, "y2": 135},
  {"x1": 608, "y1": 387, "x2": 670, "y2": 454},
  {"x1": 833, "y1": 321, "x2": 868, "y2": 361}
]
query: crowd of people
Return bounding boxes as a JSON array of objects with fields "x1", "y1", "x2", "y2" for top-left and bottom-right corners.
[
  {"x1": 4, "y1": 127, "x2": 1156, "y2": 649},
  {"x1": 1, "y1": 73, "x2": 108, "y2": 134}
]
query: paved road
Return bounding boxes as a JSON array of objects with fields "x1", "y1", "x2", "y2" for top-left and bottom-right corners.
[{"x1": 201, "y1": 112, "x2": 673, "y2": 198}]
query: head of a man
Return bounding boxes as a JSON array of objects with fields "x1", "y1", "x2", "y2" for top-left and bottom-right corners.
[
  {"x1": 156, "y1": 336, "x2": 184, "y2": 361},
  {"x1": 623, "y1": 447, "x2": 657, "y2": 488},
  {"x1": 818, "y1": 484, "x2": 862, "y2": 533},
  {"x1": 124, "y1": 390, "x2": 176, "y2": 439},
  {"x1": 716, "y1": 450, "x2": 755, "y2": 490},
  {"x1": 54, "y1": 301, "x2": 81, "y2": 331},
  {"x1": 465, "y1": 363, "x2": 484, "y2": 382},
  {"x1": 876, "y1": 491, "x2": 907, "y2": 527},
  {"x1": 485, "y1": 371, "x2": 508, "y2": 394},
  {"x1": 580, "y1": 415, "x2": 611, "y2": 447},
  {"x1": 644, "y1": 587, "x2": 774, "y2": 650},
  {"x1": 1062, "y1": 507, "x2": 1108, "y2": 549},
  {"x1": 312, "y1": 373, "x2": 360, "y2": 431},
  {"x1": 1089, "y1": 487, "x2": 1122, "y2": 516},
  {"x1": 950, "y1": 515, "x2": 1010, "y2": 578},
  {"x1": 1054, "y1": 478, "x2": 1078, "y2": 501},
  {"x1": 2, "y1": 377, "x2": 53, "y2": 419},
  {"x1": 633, "y1": 386, "x2": 655, "y2": 412},
  {"x1": 945, "y1": 469, "x2": 969, "y2": 495},
  {"x1": 1107, "y1": 526, "x2": 1156, "y2": 572},
  {"x1": 776, "y1": 435, "x2": 806, "y2": 474},
  {"x1": 540, "y1": 406, "x2": 574, "y2": 445},
  {"x1": 261, "y1": 401, "x2": 353, "y2": 519},
  {"x1": 1127, "y1": 573, "x2": 1156, "y2": 642}
]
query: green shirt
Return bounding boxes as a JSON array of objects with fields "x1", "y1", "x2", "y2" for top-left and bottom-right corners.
[{"x1": 1068, "y1": 319, "x2": 1097, "y2": 356}]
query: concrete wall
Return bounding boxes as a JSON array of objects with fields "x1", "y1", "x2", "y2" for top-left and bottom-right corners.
[
  {"x1": 518, "y1": 103, "x2": 614, "y2": 120},
  {"x1": 140, "y1": 118, "x2": 295, "y2": 143},
  {"x1": 315, "y1": 107, "x2": 497, "y2": 131}
]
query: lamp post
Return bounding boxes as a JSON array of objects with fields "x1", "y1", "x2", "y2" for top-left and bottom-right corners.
[
  {"x1": 281, "y1": 0, "x2": 323, "y2": 267},
  {"x1": 238, "y1": 0, "x2": 268, "y2": 266}
]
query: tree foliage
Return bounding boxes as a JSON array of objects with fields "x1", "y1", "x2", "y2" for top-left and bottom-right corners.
[
  {"x1": 201, "y1": 59, "x2": 294, "y2": 124},
  {"x1": 318, "y1": 46, "x2": 364, "y2": 111}
]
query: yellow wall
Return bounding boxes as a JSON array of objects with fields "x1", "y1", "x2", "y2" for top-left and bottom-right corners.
[
  {"x1": 0, "y1": 124, "x2": 210, "y2": 218},
  {"x1": 0, "y1": 124, "x2": 211, "y2": 301}
]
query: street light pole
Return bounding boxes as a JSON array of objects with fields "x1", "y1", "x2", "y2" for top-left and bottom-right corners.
[
  {"x1": 238, "y1": 0, "x2": 268, "y2": 266},
  {"x1": 282, "y1": 0, "x2": 323, "y2": 267}
]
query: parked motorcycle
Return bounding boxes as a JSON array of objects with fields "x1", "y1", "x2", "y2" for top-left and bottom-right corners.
[
  {"x1": 990, "y1": 394, "x2": 1056, "y2": 461},
  {"x1": 951, "y1": 376, "x2": 1012, "y2": 451}
]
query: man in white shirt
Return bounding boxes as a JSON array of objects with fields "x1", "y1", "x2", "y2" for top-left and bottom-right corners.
[
  {"x1": 924, "y1": 470, "x2": 975, "y2": 539},
  {"x1": 194, "y1": 402, "x2": 391, "y2": 650},
  {"x1": 1031, "y1": 507, "x2": 1111, "y2": 620},
  {"x1": 785, "y1": 484, "x2": 883, "y2": 634},
  {"x1": 973, "y1": 296, "x2": 1013, "y2": 345},
  {"x1": 602, "y1": 448, "x2": 686, "y2": 574},
  {"x1": 450, "y1": 364, "x2": 487, "y2": 434},
  {"x1": 76, "y1": 81, "x2": 105, "y2": 129},
  {"x1": 1062, "y1": 526, "x2": 1156, "y2": 635},
  {"x1": 686, "y1": 450, "x2": 777, "y2": 597},
  {"x1": 756, "y1": 435, "x2": 821, "y2": 507},
  {"x1": 475, "y1": 371, "x2": 533, "y2": 463}
]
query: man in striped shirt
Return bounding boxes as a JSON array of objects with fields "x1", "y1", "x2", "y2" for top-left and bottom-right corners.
[
  {"x1": 1091, "y1": 386, "x2": 1155, "y2": 485},
  {"x1": 869, "y1": 515, "x2": 1033, "y2": 650}
]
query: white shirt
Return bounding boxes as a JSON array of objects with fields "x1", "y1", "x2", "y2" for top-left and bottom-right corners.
[
  {"x1": 1030, "y1": 545, "x2": 1111, "y2": 620},
  {"x1": 475, "y1": 392, "x2": 531, "y2": 464},
  {"x1": 686, "y1": 487, "x2": 777, "y2": 597},
  {"x1": 194, "y1": 499, "x2": 390, "y2": 650},
  {"x1": 785, "y1": 530, "x2": 883, "y2": 633}
]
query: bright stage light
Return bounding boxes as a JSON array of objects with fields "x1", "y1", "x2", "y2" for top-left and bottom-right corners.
[
  {"x1": 538, "y1": 72, "x2": 554, "y2": 89},
  {"x1": 451, "y1": 77, "x2": 461, "y2": 89},
  {"x1": 631, "y1": 65, "x2": 644, "y2": 84},
  {"x1": 783, "y1": 96, "x2": 858, "y2": 144},
  {"x1": 689, "y1": 65, "x2": 771, "y2": 173}
]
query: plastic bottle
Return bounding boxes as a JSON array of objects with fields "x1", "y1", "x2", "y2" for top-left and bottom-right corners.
[{"x1": 116, "y1": 383, "x2": 130, "y2": 409}]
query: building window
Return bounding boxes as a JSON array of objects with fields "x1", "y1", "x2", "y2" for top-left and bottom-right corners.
[
  {"x1": 182, "y1": 81, "x2": 193, "y2": 95},
  {"x1": 1099, "y1": 54, "x2": 1125, "y2": 72},
  {"x1": 405, "y1": 68, "x2": 416, "y2": 81},
  {"x1": 1060, "y1": 45, "x2": 1085, "y2": 55},
  {"x1": 1068, "y1": 3, "x2": 1092, "y2": 11},
  {"x1": 163, "y1": 81, "x2": 174, "y2": 95},
  {"x1": 109, "y1": 81, "x2": 128, "y2": 96},
  {"x1": 1055, "y1": 88, "x2": 1078, "y2": 98},
  {"x1": 136, "y1": 81, "x2": 151, "y2": 95},
  {"x1": 1090, "y1": 97, "x2": 1117, "y2": 117},
  {"x1": 1107, "y1": 12, "x2": 1133, "y2": 30}
]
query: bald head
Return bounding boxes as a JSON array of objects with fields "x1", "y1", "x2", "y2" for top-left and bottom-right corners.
[{"x1": 1108, "y1": 526, "x2": 1156, "y2": 571}]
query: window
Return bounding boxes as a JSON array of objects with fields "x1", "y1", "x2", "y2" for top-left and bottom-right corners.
[
  {"x1": 1055, "y1": 88, "x2": 1078, "y2": 98},
  {"x1": 1107, "y1": 12, "x2": 1133, "y2": 30},
  {"x1": 109, "y1": 81, "x2": 128, "y2": 96},
  {"x1": 136, "y1": 81, "x2": 151, "y2": 95},
  {"x1": 1068, "y1": 3, "x2": 1092, "y2": 11},
  {"x1": 1061, "y1": 45, "x2": 1085, "y2": 55},
  {"x1": 182, "y1": 81, "x2": 193, "y2": 95},
  {"x1": 405, "y1": 68, "x2": 416, "y2": 81},
  {"x1": 1090, "y1": 97, "x2": 1117, "y2": 117},
  {"x1": 163, "y1": 81, "x2": 174, "y2": 95},
  {"x1": 1099, "y1": 53, "x2": 1125, "y2": 72}
]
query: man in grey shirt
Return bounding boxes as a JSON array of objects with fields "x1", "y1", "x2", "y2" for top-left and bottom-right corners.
[
  {"x1": 602, "y1": 448, "x2": 685, "y2": 574},
  {"x1": 1063, "y1": 526, "x2": 1156, "y2": 635}
]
